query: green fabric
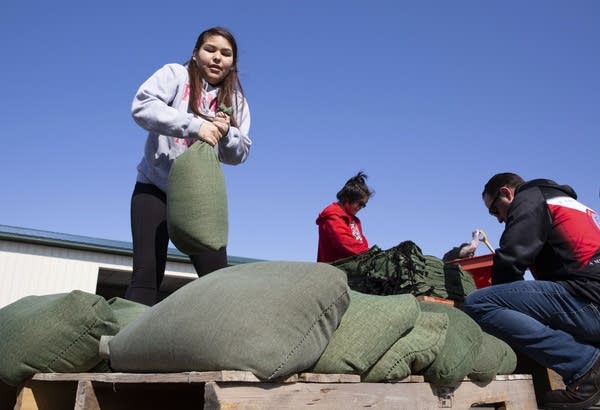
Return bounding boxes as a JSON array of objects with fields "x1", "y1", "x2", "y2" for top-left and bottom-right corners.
[
  {"x1": 331, "y1": 241, "x2": 476, "y2": 302},
  {"x1": 468, "y1": 332, "x2": 517, "y2": 382},
  {"x1": 88, "y1": 297, "x2": 149, "y2": 373},
  {"x1": 106, "y1": 297, "x2": 148, "y2": 330},
  {"x1": 423, "y1": 255, "x2": 477, "y2": 301},
  {"x1": 311, "y1": 291, "x2": 420, "y2": 375},
  {"x1": 362, "y1": 311, "x2": 448, "y2": 382},
  {"x1": 332, "y1": 242, "x2": 431, "y2": 296},
  {"x1": 0, "y1": 291, "x2": 119, "y2": 386},
  {"x1": 167, "y1": 141, "x2": 228, "y2": 254},
  {"x1": 88, "y1": 359, "x2": 112, "y2": 373},
  {"x1": 107, "y1": 261, "x2": 350, "y2": 380},
  {"x1": 419, "y1": 302, "x2": 483, "y2": 385}
]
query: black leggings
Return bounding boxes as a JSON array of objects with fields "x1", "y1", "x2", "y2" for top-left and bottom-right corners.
[{"x1": 125, "y1": 182, "x2": 227, "y2": 306}]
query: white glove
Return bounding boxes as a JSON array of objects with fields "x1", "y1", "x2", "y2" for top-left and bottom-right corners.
[{"x1": 472, "y1": 229, "x2": 484, "y2": 241}]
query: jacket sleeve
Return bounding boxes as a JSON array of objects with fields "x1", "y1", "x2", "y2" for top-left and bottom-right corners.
[
  {"x1": 217, "y1": 93, "x2": 252, "y2": 165},
  {"x1": 492, "y1": 189, "x2": 550, "y2": 284},
  {"x1": 131, "y1": 64, "x2": 204, "y2": 138},
  {"x1": 320, "y1": 214, "x2": 369, "y2": 258}
]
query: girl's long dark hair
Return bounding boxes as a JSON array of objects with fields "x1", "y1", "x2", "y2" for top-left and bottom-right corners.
[{"x1": 187, "y1": 27, "x2": 245, "y2": 127}]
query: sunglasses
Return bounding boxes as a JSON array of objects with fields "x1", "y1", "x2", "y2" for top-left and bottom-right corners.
[
  {"x1": 488, "y1": 191, "x2": 501, "y2": 217},
  {"x1": 358, "y1": 201, "x2": 367, "y2": 209}
]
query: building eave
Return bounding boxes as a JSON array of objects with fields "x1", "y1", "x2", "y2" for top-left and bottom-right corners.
[{"x1": 0, "y1": 224, "x2": 260, "y2": 265}]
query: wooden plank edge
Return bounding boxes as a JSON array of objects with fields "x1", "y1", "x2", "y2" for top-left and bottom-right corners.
[
  {"x1": 27, "y1": 371, "x2": 532, "y2": 384},
  {"x1": 297, "y1": 373, "x2": 360, "y2": 383},
  {"x1": 28, "y1": 370, "x2": 301, "y2": 384}
]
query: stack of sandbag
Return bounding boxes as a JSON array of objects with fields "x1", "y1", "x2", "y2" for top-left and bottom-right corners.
[
  {"x1": 0, "y1": 263, "x2": 515, "y2": 388},
  {"x1": 311, "y1": 291, "x2": 517, "y2": 385},
  {"x1": 0, "y1": 291, "x2": 147, "y2": 386},
  {"x1": 103, "y1": 261, "x2": 350, "y2": 380},
  {"x1": 98, "y1": 263, "x2": 513, "y2": 385},
  {"x1": 332, "y1": 240, "x2": 476, "y2": 302}
]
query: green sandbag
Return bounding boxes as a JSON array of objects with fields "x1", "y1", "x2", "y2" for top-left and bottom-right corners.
[
  {"x1": 90, "y1": 297, "x2": 149, "y2": 373},
  {"x1": 167, "y1": 141, "x2": 228, "y2": 254},
  {"x1": 0, "y1": 291, "x2": 119, "y2": 386},
  {"x1": 106, "y1": 297, "x2": 149, "y2": 330},
  {"x1": 363, "y1": 311, "x2": 448, "y2": 382},
  {"x1": 468, "y1": 332, "x2": 517, "y2": 382},
  {"x1": 419, "y1": 302, "x2": 483, "y2": 386},
  {"x1": 106, "y1": 261, "x2": 350, "y2": 380},
  {"x1": 423, "y1": 255, "x2": 477, "y2": 301},
  {"x1": 311, "y1": 291, "x2": 420, "y2": 375}
]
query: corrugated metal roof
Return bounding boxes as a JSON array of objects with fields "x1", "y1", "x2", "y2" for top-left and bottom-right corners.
[{"x1": 0, "y1": 224, "x2": 260, "y2": 265}]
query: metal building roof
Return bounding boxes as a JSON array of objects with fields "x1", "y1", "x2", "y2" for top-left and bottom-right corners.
[{"x1": 0, "y1": 224, "x2": 260, "y2": 265}]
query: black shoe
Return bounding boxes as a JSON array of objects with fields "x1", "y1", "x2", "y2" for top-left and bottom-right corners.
[{"x1": 544, "y1": 356, "x2": 600, "y2": 409}]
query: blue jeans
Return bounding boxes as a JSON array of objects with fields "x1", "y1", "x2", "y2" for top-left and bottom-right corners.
[{"x1": 463, "y1": 280, "x2": 600, "y2": 384}]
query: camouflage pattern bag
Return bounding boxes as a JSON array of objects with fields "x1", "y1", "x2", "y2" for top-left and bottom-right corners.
[
  {"x1": 331, "y1": 241, "x2": 434, "y2": 296},
  {"x1": 331, "y1": 240, "x2": 475, "y2": 301}
]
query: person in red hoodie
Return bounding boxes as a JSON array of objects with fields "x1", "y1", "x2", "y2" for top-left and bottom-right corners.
[{"x1": 316, "y1": 172, "x2": 374, "y2": 263}]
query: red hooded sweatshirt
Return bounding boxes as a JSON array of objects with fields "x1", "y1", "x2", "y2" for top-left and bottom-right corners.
[{"x1": 316, "y1": 202, "x2": 369, "y2": 263}]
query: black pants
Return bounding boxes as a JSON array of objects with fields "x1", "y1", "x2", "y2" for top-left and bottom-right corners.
[{"x1": 125, "y1": 182, "x2": 227, "y2": 306}]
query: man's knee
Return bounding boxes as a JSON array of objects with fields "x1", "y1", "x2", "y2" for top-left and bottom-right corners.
[{"x1": 462, "y1": 289, "x2": 486, "y2": 319}]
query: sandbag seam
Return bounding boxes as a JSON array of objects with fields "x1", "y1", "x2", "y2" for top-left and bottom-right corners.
[{"x1": 269, "y1": 289, "x2": 349, "y2": 380}]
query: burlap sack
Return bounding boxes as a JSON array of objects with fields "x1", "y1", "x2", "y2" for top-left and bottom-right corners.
[
  {"x1": 419, "y1": 302, "x2": 483, "y2": 385},
  {"x1": 311, "y1": 291, "x2": 420, "y2": 375},
  {"x1": 362, "y1": 311, "x2": 448, "y2": 382},
  {"x1": 167, "y1": 141, "x2": 228, "y2": 254},
  {"x1": 106, "y1": 261, "x2": 350, "y2": 380},
  {"x1": 468, "y1": 332, "x2": 517, "y2": 382},
  {"x1": 0, "y1": 291, "x2": 119, "y2": 386}
]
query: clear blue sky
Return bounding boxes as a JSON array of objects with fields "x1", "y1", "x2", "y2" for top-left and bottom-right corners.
[{"x1": 1, "y1": 1, "x2": 598, "y2": 263}]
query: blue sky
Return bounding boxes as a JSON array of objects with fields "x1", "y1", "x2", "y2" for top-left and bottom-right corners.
[{"x1": 1, "y1": 1, "x2": 598, "y2": 264}]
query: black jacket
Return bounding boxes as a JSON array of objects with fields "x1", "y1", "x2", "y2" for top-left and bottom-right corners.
[{"x1": 493, "y1": 179, "x2": 600, "y2": 303}]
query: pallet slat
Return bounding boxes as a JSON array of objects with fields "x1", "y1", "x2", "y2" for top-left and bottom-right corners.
[
  {"x1": 205, "y1": 377, "x2": 538, "y2": 409},
  {"x1": 11, "y1": 372, "x2": 538, "y2": 410},
  {"x1": 30, "y1": 370, "x2": 290, "y2": 384}
]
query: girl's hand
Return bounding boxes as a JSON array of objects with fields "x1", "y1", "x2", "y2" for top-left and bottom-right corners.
[
  {"x1": 213, "y1": 112, "x2": 230, "y2": 137},
  {"x1": 215, "y1": 111, "x2": 230, "y2": 121},
  {"x1": 197, "y1": 122, "x2": 223, "y2": 146}
]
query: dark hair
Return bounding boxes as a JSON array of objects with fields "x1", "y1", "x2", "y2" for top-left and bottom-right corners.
[
  {"x1": 336, "y1": 171, "x2": 374, "y2": 204},
  {"x1": 187, "y1": 26, "x2": 244, "y2": 127},
  {"x1": 482, "y1": 172, "x2": 525, "y2": 198}
]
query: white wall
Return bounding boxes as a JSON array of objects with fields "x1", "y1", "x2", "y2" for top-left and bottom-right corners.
[{"x1": 0, "y1": 240, "x2": 196, "y2": 308}]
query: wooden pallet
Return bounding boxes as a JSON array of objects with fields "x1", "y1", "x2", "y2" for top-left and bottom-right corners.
[{"x1": 4, "y1": 371, "x2": 538, "y2": 410}]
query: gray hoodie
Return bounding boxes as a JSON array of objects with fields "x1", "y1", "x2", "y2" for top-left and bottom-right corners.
[{"x1": 132, "y1": 63, "x2": 252, "y2": 192}]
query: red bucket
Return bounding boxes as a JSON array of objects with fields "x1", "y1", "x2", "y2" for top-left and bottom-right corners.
[{"x1": 447, "y1": 253, "x2": 494, "y2": 288}]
